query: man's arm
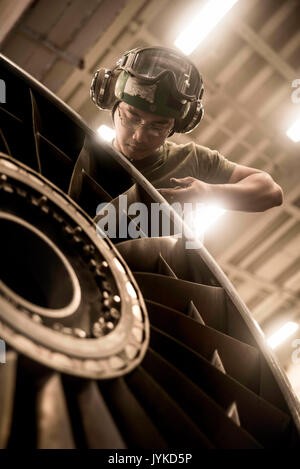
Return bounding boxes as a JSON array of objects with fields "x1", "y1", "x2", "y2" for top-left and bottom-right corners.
[{"x1": 159, "y1": 164, "x2": 283, "y2": 212}]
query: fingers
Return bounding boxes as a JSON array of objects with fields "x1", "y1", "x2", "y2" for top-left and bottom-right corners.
[
  {"x1": 158, "y1": 177, "x2": 197, "y2": 204},
  {"x1": 158, "y1": 187, "x2": 187, "y2": 196},
  {"x1": 158, "y1": 188, "x2": 192, "y2": 206},
  {"x1": 170, "y1": 177, "x2": 195, "y2": 187}
]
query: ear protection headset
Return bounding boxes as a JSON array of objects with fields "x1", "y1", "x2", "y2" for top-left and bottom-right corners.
[
  {"x1": 90, "y1": 67, "x2": 122, "y2": 111},
  {"x1": 90, "y1": 47, "x2": 204, "y2": 134}
]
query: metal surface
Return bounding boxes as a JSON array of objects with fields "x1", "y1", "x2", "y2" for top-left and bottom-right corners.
[{"x1": 0, "y1": 155, "x2": 149, "y2": 379}]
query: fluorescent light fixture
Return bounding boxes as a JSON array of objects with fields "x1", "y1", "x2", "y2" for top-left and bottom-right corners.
[
  {"x1": 186, "y1": 204, "x2": 226, "y2": 238},
  {"x1": 174, "y1": 0, "x2": 239, "y2": 55},
  {"x1": 267, "y1": 321, "x2": 299, "y2": 350},
  {"x1": 286, "y1": 117, "x2": 300, "y2": 142},
  {"x1": 97, "y1": 125, "x2": 115, "y2": 142}
]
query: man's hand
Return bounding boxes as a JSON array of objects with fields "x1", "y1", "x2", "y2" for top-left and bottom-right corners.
[
  {"x1": 159, "y1": 177, "x2": 211, "y2": 205},
  {"x1": 158, "y1": 164, "x2": 283, "y2": 213}
]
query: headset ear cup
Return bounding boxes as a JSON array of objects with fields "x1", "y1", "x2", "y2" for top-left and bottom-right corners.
[
  {"x1": 90, "y1": 68, "x2": 106, "y2": 108},
  {"x1": 175, "y1": 100, "x2": 204, "y2": 134},
  {"x1": 90, "y1": 68, "x2": 121, "y2": 110}
]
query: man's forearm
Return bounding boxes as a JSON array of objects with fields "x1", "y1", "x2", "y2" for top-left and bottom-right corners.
[
  {"x1": 159, "y1": 173, "x2": 283, "y2": 212},
  {"x1": 211, "y1": 172, "x2": 283, "y2": 212}
]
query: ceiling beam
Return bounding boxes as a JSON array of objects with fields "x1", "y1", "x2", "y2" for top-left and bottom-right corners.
[
  {"x1": 57, "y1": 0, "x2": 147, "y2": 101},
  {"x1": 218, "y1": 183, "x2": 300, "y2": 264},
  {"x1": 0, "y1": 0, "x2": 33, "y2": 46},
  {"x1": 230, "y1": 18, "x2": 297, "y2": 82}
]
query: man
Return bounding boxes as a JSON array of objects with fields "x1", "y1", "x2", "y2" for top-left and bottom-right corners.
[{"x1": 90, "y1": 46, "x2": 283, "y2": 213}]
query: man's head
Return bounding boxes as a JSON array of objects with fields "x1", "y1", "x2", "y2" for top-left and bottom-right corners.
[{"x1": 90, "y1": 47, "x2": 204, "y2": 157}]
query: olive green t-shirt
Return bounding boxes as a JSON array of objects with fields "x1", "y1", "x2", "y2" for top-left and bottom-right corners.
[{"x1": 130, "y1": 140, "x2": 236, "y2": 189}]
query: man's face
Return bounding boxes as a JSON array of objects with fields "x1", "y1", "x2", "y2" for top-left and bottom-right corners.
[{"x1": 113, "y1": 102, "x2": 175, "y2": 160}]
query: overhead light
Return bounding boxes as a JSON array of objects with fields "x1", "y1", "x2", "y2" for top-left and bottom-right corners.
[
  {"x1": 286, "y1": 117, "x2": 300, "y2": 142},
  {"x1": 267, "y1": 322, "x2": 299, "y2": 350},
  {"x1": 174, "y1": 0, "x2": 240, "y2": 55},
  {"x1": 97, "y1": 125, "x2": 115, "y2": 142},
  {"x1": 185, "y1": 204, "x2": 226, "y2": 238}
]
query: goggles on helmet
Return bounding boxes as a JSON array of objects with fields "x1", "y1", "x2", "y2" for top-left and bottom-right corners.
[{"x1": 116, "y1": 47, "x2": 202, "y2": 102}]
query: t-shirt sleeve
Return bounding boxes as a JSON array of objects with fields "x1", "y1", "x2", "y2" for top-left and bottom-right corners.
[{"x1": 194, "y1": 144, "x2": 236, "y2": 183}]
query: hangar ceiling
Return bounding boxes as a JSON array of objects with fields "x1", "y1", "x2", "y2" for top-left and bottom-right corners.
[{"x1": 0, "y1": 0, "x2": 300, "y2": 392}]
